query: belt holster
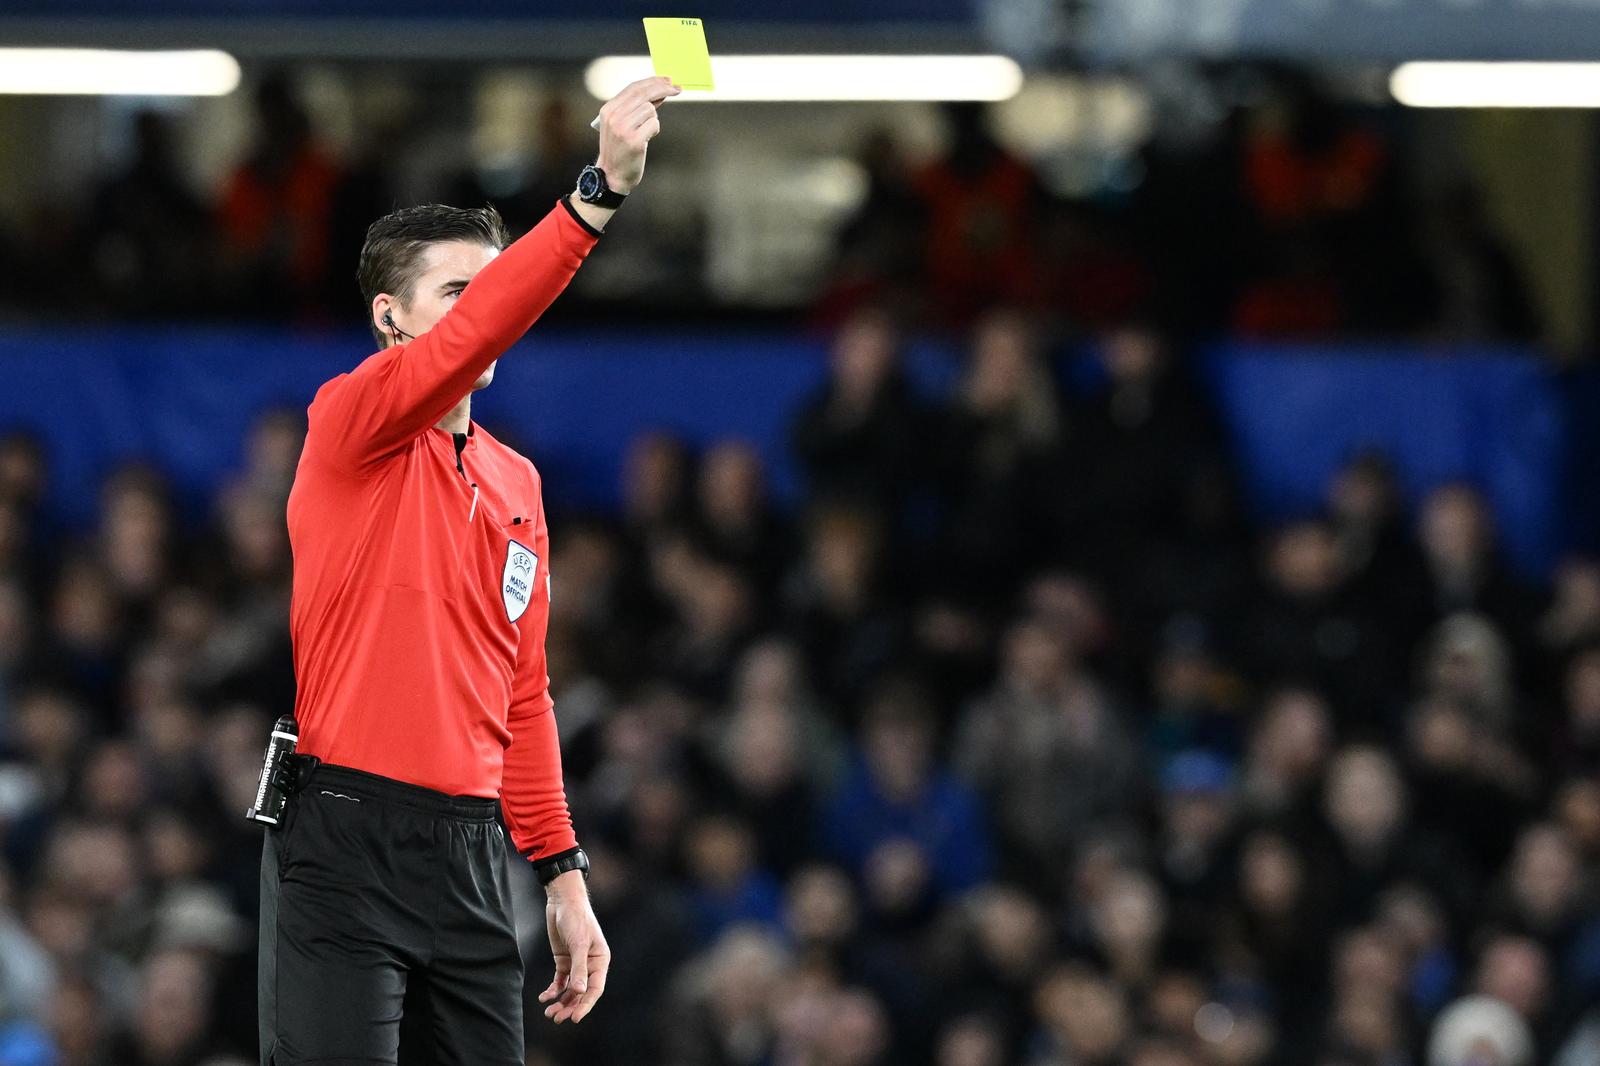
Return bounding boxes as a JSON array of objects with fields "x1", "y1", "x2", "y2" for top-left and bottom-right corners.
[{"x1": 276, "y1": 753, "x2": 321, "y2": 797}]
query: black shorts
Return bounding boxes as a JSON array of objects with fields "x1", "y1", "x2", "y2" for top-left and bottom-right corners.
[{"x1": 258, "y1": 763, "x2": 525, "y2": 1066}]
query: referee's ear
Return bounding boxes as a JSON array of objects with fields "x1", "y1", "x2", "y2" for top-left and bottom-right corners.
[{"x1": 371, "y1": 295, "x2": 398, "y2": 349}]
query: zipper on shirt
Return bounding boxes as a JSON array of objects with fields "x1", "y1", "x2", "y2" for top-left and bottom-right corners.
[{"x1": 453, "y1": 431, "x2": 478, "y2": 523}]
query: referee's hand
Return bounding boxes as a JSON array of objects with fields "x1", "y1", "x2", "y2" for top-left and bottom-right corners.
[
  {"x1": 539, "y1": 872, "x2": 610, "y2": 1024},
  {"x1": 595, "y1": 75, "x2": 679, "y2": 194}
]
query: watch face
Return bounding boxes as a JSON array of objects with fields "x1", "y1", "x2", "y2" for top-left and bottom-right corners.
[{"x1": 578, "y1": 168, "x2": 602, "y2": 201}]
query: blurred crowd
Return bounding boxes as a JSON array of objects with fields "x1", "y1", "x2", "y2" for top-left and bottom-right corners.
[
  {"x1": 824, "y1": 76, "x2": 1539, "y2": 345},
  {"x1": 1, "y1": 75, "x2": 589, "y2": 327},
  {"x1": 0, "y1": 307, "x2": 1597, "y2": 1066},
  {"x1": 0, "y1": 69, "x2": 1543, "y2": 346}
]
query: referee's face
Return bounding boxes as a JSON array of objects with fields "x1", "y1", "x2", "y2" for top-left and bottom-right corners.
[{"x1": 390, "y1": 239, "x2": 502, "y2": 389}]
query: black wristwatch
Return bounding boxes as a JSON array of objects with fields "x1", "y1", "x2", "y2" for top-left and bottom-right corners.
[
  {"x1": 576, "y1": 165, "x2": 627, "y2": 209},
  {"x1": 534, "y1": 847, "x2": 590, "y2": 886}
]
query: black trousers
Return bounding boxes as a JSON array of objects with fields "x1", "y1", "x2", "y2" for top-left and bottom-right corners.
[{"x1": 258, "y1": 763, "x2": 525, "y2": 1066}]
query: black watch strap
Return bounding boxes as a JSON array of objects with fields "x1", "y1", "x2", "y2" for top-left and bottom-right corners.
[
  {"x1": 576, "y1": 165, "x2": 627, "y2": 209},
  {"x1": 533, "y1": 846, "x2": 590, "y2": 885}
]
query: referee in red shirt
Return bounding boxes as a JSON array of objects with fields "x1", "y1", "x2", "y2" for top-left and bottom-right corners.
[{"x1": 258, "y1": 76, "x2": 680, "y2": 1066}]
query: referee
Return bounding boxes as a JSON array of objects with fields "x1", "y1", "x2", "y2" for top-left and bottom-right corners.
[{"x1": 259, "y1": 75, "x2": 680, "y2": 1065}]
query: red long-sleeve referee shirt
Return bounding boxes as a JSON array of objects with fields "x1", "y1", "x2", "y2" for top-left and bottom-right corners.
[{"x1": 285, "y1": 201, "x2": 598, "y2": 861}]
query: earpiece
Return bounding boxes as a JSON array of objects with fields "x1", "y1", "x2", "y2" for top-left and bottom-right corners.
[{"x1": 382, "y1": 310, "x2": 414, "y2": 343}]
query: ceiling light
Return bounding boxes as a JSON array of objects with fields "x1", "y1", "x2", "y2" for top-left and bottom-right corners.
[
  {"x1": 0, "y1": 49, "x2": 241, "y2": 96},
  {"x1": 1392, "y1": 62, "x2": 1600, "y2": 109},
  {"x1": 585, "y1": 54, "x2": 1024, "y2": 103}
]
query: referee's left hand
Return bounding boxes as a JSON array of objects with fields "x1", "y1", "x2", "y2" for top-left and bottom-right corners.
[{"x1": 540, "y1": 872, "x2": 610, "y2": 1024}]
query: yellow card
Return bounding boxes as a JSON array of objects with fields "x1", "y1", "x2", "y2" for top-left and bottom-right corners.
[{"x1": 642, "y1": 17, "x2": 714, "y2": 92}]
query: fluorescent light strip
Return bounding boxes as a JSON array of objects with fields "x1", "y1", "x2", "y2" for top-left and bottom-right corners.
[
  {"x1": 0, "y1": 49, "x2": 241, "y2": 96},
  {"x1": 585, "y1": 54, "x2": 1024, "y2": 103},
  {"x1": 1392, "y1": 62, "x2": 1600, "y2": 109}
]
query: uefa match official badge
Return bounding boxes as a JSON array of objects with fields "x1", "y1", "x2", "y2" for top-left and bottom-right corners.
[{"x1": 502, "y1": 539, "x2": 539, "y2": 623}]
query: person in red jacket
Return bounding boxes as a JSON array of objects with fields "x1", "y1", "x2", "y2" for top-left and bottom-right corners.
[{"x1": 258, "y1": 75, "x2": 680, "y2": 1066}]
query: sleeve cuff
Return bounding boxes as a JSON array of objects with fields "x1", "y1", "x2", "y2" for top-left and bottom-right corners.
[
  {"x1": 559, "y1": 195, "x2": 605, "y2": 240},
  {"x1": 524, "y1": 843, "x2": 583, "y2": 864}
]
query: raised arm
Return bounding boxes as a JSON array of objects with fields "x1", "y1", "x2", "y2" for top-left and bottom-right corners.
[
  {"x1": 312, "y1": 207, "x2": 595, "y2": 469},
  {"x1": 309, "y1": 76, "x2": 679, "y2": 472}
]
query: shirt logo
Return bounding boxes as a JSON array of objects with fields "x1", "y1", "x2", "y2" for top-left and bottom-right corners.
[{"x1": 502, "y1": 538, "x2": 539, "y2": 623}]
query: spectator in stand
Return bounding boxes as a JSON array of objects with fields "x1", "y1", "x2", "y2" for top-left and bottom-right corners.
[
  {"x1": 1221, "y1": 828, "x2": 1330, "y2": 1035},
  {"x1": 1416, "y1": 484, "x2": 1538, "y2": 649},
  {"x1": 1037, "y1": 200, "x2": 1153, "y2": 334},
  {"x1": 784, "y1": 504, "x2": 907, "y2": 719},
  {"x1": 1541, "y1": 559, "x2": 1600, "y2": 660},
  {"x1": 1471, "y1": 935, "x2": 1555, "y2": 1055},
  {"x1": 1403, "y1": 696, "x2": 1535, "y2": 891},
  {"x1": 1319, "y1": 746, "x2": 1469, "y2": 925},
  {"x1": 1377, "y1": 883, "x2": 1460, "y2": 1021},
  {"x1": 821, "y1": 680, "x2": 992, "y2": 917},
  {"x1": 1327, "y1": 451, "x2": 1427, "y2": 619},
  {"x1": 1557, "y1": 647, "x2": 1600, "y2": 775},
  {"x1": 1081, "y1": 866, "x2": 1170, "y2": 994},
  {"x1": 1488, "y1": 824, "x2": 1600, "y2": 1028},
  {"x1": 1063, "y1": 326, "x2": 1230, "y2": 592},
  {"x1": 215, "y1": 75, "x2": 341, "y2": 320},
  {"x1": 913, "y1": 103, "x2": 1043, "y2": 327},
  {"x1": 1416, "y1": 612, "x2": 1544, "y2": 768},
  {"x1": 956, "y1": 614, "x2": 1139, "y2": 886},
  {"x1": 45, "y1": 971, "x2": 107, "y2": 1066},
  {"x1": 0, "y1": 432, "x2": 48, "y2": 551},
  {"x1": 783, "y1": 864, "x2": 911, "y2": 1020},
  {"x1": 86, "y1": 111, "x2": 213, "y2": 319},
  {"x1": 650, "y1": 549, "x2": 756, "y2": 701},
  {"x1": 1240, "y1": 685, "x2": 1334, "y2": 821},
  {"x1": 935, "y1": 1014, "x2": 1009, "y2": 1066},
  {"x1": 932, "y1": 310, "x2": 1064, "y2": 603},
  {"x1": 1239, "y1": 518, "x2": 1396, "y2": 723},
  {"x1": 820, "y1": 129, "x2": 928, "y2": 325},
  {"x1": 1232, "y1": 67, "x2": 1427, "y2": 338},
  {"x1": 1029, "y1": 964, "x2": 1131, "y2": 1065},
  {"x1": 108, "y1": 948, "x2": 222, "y2": 1065},
  {"x1": 663, "y1": 925, "x2": 789, "y2": 1066},
  {"x1": 928, "y1": 886, "x2": 1053, "y2": 1056},
  {"x1": 681, "y1": 814, "x2": 784, "y2": 939},
  {"x1": 230, "y1": 409, "x2": 305, "y2": 506},
  {"x1": 711, "y1": 685, "x2": 826, "y2": 876},
  {"x1": 0, "y1": 577, "x2": 28, "y2": 720},
  {"x1": 1155, "y1": 751, "x2": 1238, "y2": 947},
  {"x1": 1428, "y1": 995, "x2": 1533, "y2": 1066},
  {"x1": 792, "y1": 308, "x2": 927, "y2": 517},
  {"x1": 692, "y1": 440, "x2": 790, "y2": 614},
  {"x1": 1144, "y1": 620, "x2": 1245, "y2": 770}
]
